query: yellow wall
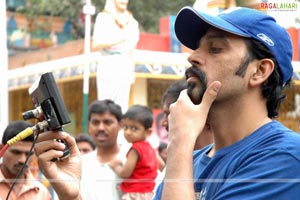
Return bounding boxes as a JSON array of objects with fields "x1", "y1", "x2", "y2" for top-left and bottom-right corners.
[{"x1": 130, "y1": 78, "x2": 148, "y2": 105}]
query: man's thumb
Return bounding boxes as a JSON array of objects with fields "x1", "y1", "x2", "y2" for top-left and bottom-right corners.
[{"x1": 201, "y1": 81, "x2": 221, "y2": 109}]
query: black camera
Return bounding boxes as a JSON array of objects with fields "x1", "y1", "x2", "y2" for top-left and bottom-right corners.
[{"x1": 23, "y1": 72, "x2": 71, "y2": 160}]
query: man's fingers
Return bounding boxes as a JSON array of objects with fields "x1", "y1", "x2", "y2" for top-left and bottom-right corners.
[
  {"x1": 62, "y1": 133, "x2": 81, "y2": 156},
  {"x1": 169, "y1": 89, "x2": 191, "y2": 108},
  {"x1": 34, "y1": 140, "x2": 65, "y2": 156},
  {"x1": 170, "y1": 81, "x2": 221, "y2": 112},
  {"x1": 35, "y1": 131, "x2": 80, "y2": 160},
  {"x1": 177, "y1": 89, "x2": 189, "y2": 101},
  {"x1": 36, "y1": 130, "x2": 61, "y2": 142},
  {"x1": 199, "y1": 81, "x2": 221, "y2": 112}
]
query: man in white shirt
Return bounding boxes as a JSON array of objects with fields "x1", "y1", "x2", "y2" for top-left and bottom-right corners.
[{"x1": 81, "y1": 99, "x2": 128, "y2": 200}]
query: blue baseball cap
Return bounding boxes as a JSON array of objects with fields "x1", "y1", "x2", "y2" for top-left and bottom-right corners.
[{"x1": 175, "y1": 6, "x2": 293, "y2": 85}]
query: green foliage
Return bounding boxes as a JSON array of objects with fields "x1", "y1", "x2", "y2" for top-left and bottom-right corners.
[
  {"x1": 128, "y1": 0, "x2": 194, "y2": 33},
  {"x1": 16, "y1": 0, "x2": 84, "y2": 37},
  {"x1": 14, "y1": 0, "x2": 195, "y2": 38},
  {"x1": 94, "y1": 0, "x2": 195, "y2": 33}
]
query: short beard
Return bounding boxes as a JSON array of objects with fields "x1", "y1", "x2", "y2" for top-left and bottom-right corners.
[{"x1": 185, "y1": 66, "x2": 208, "y2": 105}]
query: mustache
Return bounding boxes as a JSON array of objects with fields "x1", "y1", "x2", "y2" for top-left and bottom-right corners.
[
  {"x1": 96, "y1": 131, "x2": 108, "y2": 137},
  {"x1": 185, "y1": 66, "x2": 207, "y2": 82},
  {"x1": 14, "y1": 163, "x2": 29, "y2": 170}
]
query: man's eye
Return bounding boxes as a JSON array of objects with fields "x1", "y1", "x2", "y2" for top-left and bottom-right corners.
[
  {"x1": 210, "y1": 47, "x2": 222, "y2": 53},
  {"x1": 10, "y1": 150, "x2": 33, "y2": 156},
  {"x1": 11, "y1": 150, "x2": 22, "y2": 155},
  {"x1": 91, "y1": 120, "x2": 99, "y2": 126}
]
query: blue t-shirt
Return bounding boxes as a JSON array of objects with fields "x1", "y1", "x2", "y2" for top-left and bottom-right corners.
[{"x1": 153, "y1": 121, "x2": 300, "y2": 200}]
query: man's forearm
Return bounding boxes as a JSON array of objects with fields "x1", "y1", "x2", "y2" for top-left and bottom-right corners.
[{"x1": 162, "y1": 140, "x2": 195, "y2": 200}]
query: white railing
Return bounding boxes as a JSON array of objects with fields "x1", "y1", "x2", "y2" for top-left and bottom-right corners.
[{"x1": 8, "y1": 50, "x2": 190, "y2": 89}]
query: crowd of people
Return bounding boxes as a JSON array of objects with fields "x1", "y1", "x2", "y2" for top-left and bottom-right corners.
[
  {"x1": 0, "y1": 100, "x2": 172, "y2": 200},
  {"x1": 2, "y1": 0, "x2": 300, "y2": 200}
]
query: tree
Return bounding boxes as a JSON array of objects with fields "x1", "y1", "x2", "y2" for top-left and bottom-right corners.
[
  {"x1": 14, "y1": 0, "x2": 195, "y2": 38},
  {"x1": 127, "y1": 0, "x2": 195, "y2": 33}
]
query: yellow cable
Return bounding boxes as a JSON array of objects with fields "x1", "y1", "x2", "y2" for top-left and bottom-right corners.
[{"x1": 7, "y1": 127, "x2": 34, "y2": 146}]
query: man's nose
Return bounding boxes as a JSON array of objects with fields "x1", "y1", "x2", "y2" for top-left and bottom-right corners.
[
  {"x1": 97, "y1": 122, "x2": 105, "y2": 130},
  {"x1": 188, "y1": 49, "x2": 205, "y2": 66},
  {"x1": 18, "y1": 153, "x2": 28, "y2": 163}
]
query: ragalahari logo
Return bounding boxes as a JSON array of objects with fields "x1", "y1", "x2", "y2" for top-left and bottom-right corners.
[{"x1": 260, "y1": 0, "x2": 299, "y2": 11}]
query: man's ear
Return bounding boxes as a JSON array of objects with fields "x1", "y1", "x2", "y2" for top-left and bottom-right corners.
[{"x1": 250, "y1": 58, "x2": 274, "y2": 86}]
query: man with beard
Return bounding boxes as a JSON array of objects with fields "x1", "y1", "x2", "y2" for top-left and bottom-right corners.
[
  {"x1": 0, "y1": 121, "x2": 51, "y2": 200},
  {"x1": 32, "y1": 6, "x2": 300, "y2": 200},
  {"x1": 80, "y1": 99, "x2": 128, "y2": 200},
  {"x1": 157, "y1": 6, "x2": 300, "y2": 200}
]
